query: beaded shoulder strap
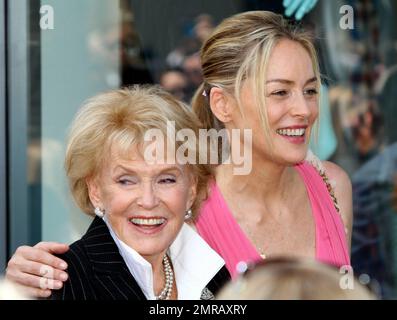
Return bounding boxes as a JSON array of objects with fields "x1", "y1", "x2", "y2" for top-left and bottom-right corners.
[{"x1": 305, "y1": 150, "x2": 341, "y2": 214}]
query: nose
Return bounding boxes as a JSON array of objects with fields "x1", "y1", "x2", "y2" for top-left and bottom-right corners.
[
  {"x1": 136, "y1": 182, "x2": 159, "y2": 209},
  {"x1": 290, "y1": 93, "x2": 313, "y2": 119}
]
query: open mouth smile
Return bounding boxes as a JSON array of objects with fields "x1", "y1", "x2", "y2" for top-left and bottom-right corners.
[
  {"x1": 128, "y1": 217, "x2": 167, "y2": 235},
  {"x1": 276, "y1": 126, "x2": 308, "y2": 144}
]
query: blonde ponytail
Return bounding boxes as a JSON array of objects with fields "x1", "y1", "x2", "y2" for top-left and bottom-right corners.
[{"x1": 191, "y1": 83, "x2": 223, "y2": 131}]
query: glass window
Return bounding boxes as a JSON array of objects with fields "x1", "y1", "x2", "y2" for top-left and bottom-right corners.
[
  {"x1": 39, "y1": 0, "x2": 124, "y2": 243},
  {"x1": 0, "y1": 0, "x2": 6, "y2": 270}
]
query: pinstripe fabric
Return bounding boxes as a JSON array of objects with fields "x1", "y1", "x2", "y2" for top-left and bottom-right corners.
[{"x1": 51, "y1": 217, "x2": 230, "y2": 300}]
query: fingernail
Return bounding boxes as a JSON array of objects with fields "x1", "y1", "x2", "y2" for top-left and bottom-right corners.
[
  {"x1": 60, "y1": 273, "x2": 68, "y2": 281},
  {"x1": 43, "y1": 290, "x2": 51, "y2": 297},
  {"x1": 55, "y1": 281, "x2": 62, "y2": 289},
  {"x1": 60, "y1": 262, "x2": 67, "y2": 269}
]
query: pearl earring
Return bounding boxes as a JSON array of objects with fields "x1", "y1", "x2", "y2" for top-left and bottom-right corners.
[
  {"x1": 184, "y1": 209, "x2": 193, "y2": 220},
  {"x1": 94, "y1": 207, "x2": 105, "y2": 218}
]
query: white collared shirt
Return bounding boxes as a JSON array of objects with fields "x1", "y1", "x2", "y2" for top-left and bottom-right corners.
[{"x1": 103, "y1": 218, "x2": 225, "y2": 300}]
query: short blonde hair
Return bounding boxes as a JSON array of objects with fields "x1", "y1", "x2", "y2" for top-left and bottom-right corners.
[
  {"x1": 192, "y1": 11, "x2": 321, "y2": 149},
  {"x1": 217, "y1": 258, "x2": 376, "y2": 300},
  {"x1": 65, "y1": 85, "x2": 212, "y2": 218}
]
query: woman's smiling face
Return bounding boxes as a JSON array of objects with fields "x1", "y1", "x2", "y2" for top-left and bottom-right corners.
[
  {"x1": 87, "y1": 144, "x2": 197, "y2": 261},
  {"x1": 233, "y1": 39, "x2": 319, "y2": 165}
]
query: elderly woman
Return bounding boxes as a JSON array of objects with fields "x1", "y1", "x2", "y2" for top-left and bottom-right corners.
[{"x1": 24, "y1": 85, "x2": 229, "y2": 300}]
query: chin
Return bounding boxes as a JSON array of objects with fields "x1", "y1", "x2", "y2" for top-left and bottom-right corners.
[
  {"x1": 130, "y1": 241, "x2": 169, "y2": 257},
  {"x1": 275, "y1": 148, "x2": 308, "y2": 166},
  {"x1": 294, "y1": 150, "x2": 308, "y2": 163}
]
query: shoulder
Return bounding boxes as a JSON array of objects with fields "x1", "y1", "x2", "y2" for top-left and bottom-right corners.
[
  {"x1": 51, "y1": 239, "x2": 93, "y2": 300},
  {"x1": 322, "y1": 161, "x2": 353, "y2": 249},
  {"x1": 322, "y1": 161, "x2": 352, "y2": 192},
  {"x1": 58, "y1": 238, "x2": 89, "y2": 267},
  {"x1": 304, "y1": 152, "x2": 352, "y2": 217}
]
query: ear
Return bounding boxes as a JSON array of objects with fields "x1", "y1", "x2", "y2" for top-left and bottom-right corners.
[
  {"x1": 209, "y1": 87, "x2": 234, "y2": 123},
  {"x1": 186, "y1": 174, "x2": 198, "y2": 210},
  {"x1": 86, "y1": 176, "x2": 103, "y2": 209}
]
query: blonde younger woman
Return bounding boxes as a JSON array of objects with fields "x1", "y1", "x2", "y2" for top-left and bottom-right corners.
[{"x1": 192, "y1": 11, "x2": 352, "y2": 277}]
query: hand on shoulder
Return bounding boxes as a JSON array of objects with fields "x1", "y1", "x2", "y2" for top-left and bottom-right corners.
[{"x1": 5, "y1": 242, "x2": 69, "y2": 298}]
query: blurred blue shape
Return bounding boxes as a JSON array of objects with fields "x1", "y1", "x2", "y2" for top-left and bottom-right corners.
[
  {"x1": 310, "y1": 84, "x2": 337, "y2": 160},
  {"x1": 283, "y1": 0, "x2": 318, "y2": 20}
]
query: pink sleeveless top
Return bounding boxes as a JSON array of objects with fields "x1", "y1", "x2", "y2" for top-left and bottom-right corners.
[{"x1": 195, "y1": 161, "x2": 350, "y2": 278}]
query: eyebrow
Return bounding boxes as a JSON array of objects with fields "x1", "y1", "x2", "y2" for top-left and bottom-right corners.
[
  {"x1": 113, "y1": 164, "x2": 183, "y2": 175},
  {"x1": 266, "y1": 77, "x2": 318, "y2": 86}
]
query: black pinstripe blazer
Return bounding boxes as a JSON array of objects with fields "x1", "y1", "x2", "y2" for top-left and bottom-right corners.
[{"x1": 51, "y1": 217, "x2": 230, "y2": 300}]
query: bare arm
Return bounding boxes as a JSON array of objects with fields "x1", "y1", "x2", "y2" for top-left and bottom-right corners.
[
  {"x1": 5, "y1": 242, "x2": 70, "y2": 298},
  {"x1": 322, "y1": 161, "x2": 353, "y2": 253}
]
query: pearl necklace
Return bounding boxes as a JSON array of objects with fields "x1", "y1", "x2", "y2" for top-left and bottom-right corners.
[{"x1": 155, "y1": 254, "x2": 174, "y2": 300}]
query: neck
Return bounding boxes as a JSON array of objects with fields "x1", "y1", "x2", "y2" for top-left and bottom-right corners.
[
  {"x1": 143, "y1": 251, "x2": 168, "y2": 296},
  {"x1": 216, "y1": 152, "x2": 293, "y2": 208}
]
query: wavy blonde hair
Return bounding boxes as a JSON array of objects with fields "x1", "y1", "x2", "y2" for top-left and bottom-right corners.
[
  {"x1": 65, "y1": 85, "x2": 212, "y2": 218},
  {"x1": 192, "y1": 11, "x2": 321, "y2": 149}
]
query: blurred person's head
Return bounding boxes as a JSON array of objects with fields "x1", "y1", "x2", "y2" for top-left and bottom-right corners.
[
  {"x1": 351, "y1": 101, "x2": 384, "y2": 159},
  {"x1": 183, "y1": 53, "x2": 203, "y2": 89},
  {"x1": 159, "y1": 69, "x2": 189, "y2": 102},
  {"x1": 194, "y1": 14, "x2": 215, "y2": 43},
  {"x1": 217, "y1": 258, "x2": 376, "y2": 300}
]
